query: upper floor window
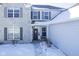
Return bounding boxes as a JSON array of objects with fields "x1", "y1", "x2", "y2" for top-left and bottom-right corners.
[
  {"x1": 42, "y1": 11, "x2": 51, "y2": 19},
  {"x1": 4, "y1": 7, "x2": 23, "y2": 18},
  {"x1": 31, "y1": 11, "x2": 40, "y2": 19},
  {"x1": 8, "y1": 9, "x2": 20, "y2": 18}
]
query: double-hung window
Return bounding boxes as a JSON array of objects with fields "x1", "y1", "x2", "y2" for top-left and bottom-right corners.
[
  {"x1": 42, "y1": 11, "x2": 51, "y2": 19},
  {"x1": 31, "y1": 11, "x2": 40, "y2": 19},
  {"x1": 7, "y1": 8, "x2": 20, "y2": 18}
]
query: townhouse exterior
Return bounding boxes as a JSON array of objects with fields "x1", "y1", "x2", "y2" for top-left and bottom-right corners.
[
  {"x1": 0, "y1": 3, "x2": 32, "y2": 43},
  {"x1": 0, "y1": 3, "x2": 69, "y2": 43},
  {"x1": 1, "y1": 3, "x2": 79, "y2": 56}
]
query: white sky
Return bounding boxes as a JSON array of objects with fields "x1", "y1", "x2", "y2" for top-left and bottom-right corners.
[
  {"x1": 0, "y1": 0, "x2": 78, "y2": 3},
  {"x1": 69, "y1": 5, "x2": 79, "y2": 18}
]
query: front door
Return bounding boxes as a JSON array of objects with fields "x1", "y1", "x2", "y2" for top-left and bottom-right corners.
[{"x1": 33, "y1": 29, "x2": 38, "y2": 40}]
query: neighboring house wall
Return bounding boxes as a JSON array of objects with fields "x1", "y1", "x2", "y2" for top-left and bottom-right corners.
[
  {"x1": 48, "y1": 20, "x2": 79, "y2": 56},
  {"x1": 0, "y1": 3, "x2": 32, "y2": 42},
  {"x1": 48, "y1": 11, "x2": 75, "y2": 55}
]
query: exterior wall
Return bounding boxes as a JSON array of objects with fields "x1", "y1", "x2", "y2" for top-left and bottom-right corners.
[
  {"x1": 48, "y1": 10, "x2": 79, "y2": 55},
  {"x1": 48, "y1": 20, "x2": 79, "y2": 56},
  {"x1": 0, "y1": 3, "x2": 32, "y2": 42}
]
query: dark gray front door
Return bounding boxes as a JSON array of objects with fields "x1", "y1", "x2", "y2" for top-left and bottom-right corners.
[{"x1": 33, "y1": 29, "x2": 38, "y2": 40}]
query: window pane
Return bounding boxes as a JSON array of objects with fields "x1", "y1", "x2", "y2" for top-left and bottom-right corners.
[
  {"x1": 8, "y1": 13, "x2": 13, "y2": 17},
  {"x1": 8, "y1": 33, "x2": 13, "y2": 39},
  {"x1": 8, "y1": 9, "x2": 13, "y2": 12},
  {"x1": 33, "y1": 16, "x2": 38, "y2": 19},
  {"x1": 45, "y1": 16, "x2": 49, "y2": 19},
  {"x1": 8, "y1": 29, "x2": 13, "y2": 40},
  {"x1": 45, "y1": 12, "x2": 48, "y2": 16},
  {"x1": 14, "y1": 13, "x2": 19, "y2": 17},
  {"x1": 14, "y1": 10, "x2": 19, "y2": 17},
  {"x1": 14, "y1": 28, "x2": 20, "y2": 40},
  {"x1": 8, "y1": 9, "x2": 13, "y2": 17},
  {"x1": 42, "y1": 27, "x2": 46, "y2": 36},
  {"x1": 14, "y1": 10, "x2": 19, "y2": 12},
  {"x1": 42, "y1": 12, "x2": 50, "y2": 19},
  {"x1": 14, "y1": 33, "x2": 20, "y2": 39},
  {"x1": 42, "y1": 32, "x2": 46, "y2": 36},
  {"x1": 33, "y1": 12, "x2": 38, "y2": 16}
]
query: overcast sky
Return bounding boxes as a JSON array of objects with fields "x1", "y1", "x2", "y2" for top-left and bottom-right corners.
[{"x1": 69, "y1": 5, "x2": 79, "y2": 18}]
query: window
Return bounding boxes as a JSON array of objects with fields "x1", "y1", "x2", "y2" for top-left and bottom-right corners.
[
  {"x1": 42, "y1": 27, "x2": 46, "y2": 36},
  {"x1": 7, "y1": 8, "x2": 21, "y2": 18},
  {"x1": 42, "y1": 11, "x2": 51, "y2": 19},
  {"x1": 31, "y1": 11, "x2": 40, "y2": 19},
  {"x1": 8, "y1": 9, "x2": 13, "y2": 17},
  {"x1": 7, "y1": 27, "x2": 20, "y2": 40}
]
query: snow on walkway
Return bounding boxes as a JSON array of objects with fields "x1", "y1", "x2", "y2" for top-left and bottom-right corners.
[
  {"x1": 34, "y1": 41, "x2": 65, "y2": 56},
  {"x1": 0, "y1": 41, "x2": 65, "y2": 56}
]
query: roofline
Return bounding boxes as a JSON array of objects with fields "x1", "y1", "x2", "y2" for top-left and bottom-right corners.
[{"x1": 31, "y1": 5, "x2": 66, "y2": 10}]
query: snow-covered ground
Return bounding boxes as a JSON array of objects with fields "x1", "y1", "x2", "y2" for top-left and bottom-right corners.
[
  {"x1": 34, "y1": 41, "x2": 65, "y2": 56},
  {"x1": 0, "y1": 44, "x2": 35, "y2": 56},
  {"x1": 0, "y1": 41, "x2": 65, "y2": 56}
]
